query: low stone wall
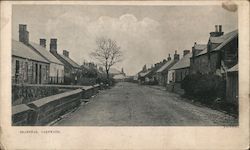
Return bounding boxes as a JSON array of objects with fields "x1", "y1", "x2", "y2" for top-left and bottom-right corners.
[
  {"x1": 82, "y1": 86, "x2": 95, "y2": 99},
  {"x1": 12, "y1": 84, "x2": 102, "y2": 126},
  {"x1": 12, "y1": 84, "x2": 103, "y2": 106},
  {"x1": 12, "y1": 84, "x2": 61, "y2": 106},
  {"x1": 81, "y1": 84, "x2": 100, "y2": 99},
  {"x1": 28, "y1": 89, "x2": 82, "y2": 125},
  {"x1": 166, "y1": 83, "x2": 185, "y2": 95},
  {"x1": 12, "y1": 104, "x2": 35, "y2": 126}
]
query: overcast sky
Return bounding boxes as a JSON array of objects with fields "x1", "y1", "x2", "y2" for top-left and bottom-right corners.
[{"x1": 12, "y1": 5, "x2": 237, "y2": 75}]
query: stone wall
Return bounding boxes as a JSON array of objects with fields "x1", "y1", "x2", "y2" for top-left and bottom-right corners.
[
  {"x1": 12, "y1": 84, "x2": 102, "y2": 126},
  {"x1": 174, "y1": 68, "x2": 189, "y2": 82},
  {"x1": 166, "y1": 83, "x2": 185, "y2": 95},
  {"x1": 190, "y1": 52, "x2": 220, "y2": 75},
  {"x1": 12, "y1": 57, "x2": 49, "y2": 84},
  {"x1": 12, "y1": 84, "x2": 61, "y2": 106}
]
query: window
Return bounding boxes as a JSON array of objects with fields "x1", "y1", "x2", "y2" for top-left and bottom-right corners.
[
  {"x1": 25, "y1": 62, "x2": 28, "y2": 82},
  {"x1": 39, "y1": 65, "x2": 42, "y2": 84},
  {"x1": 15, "y1": 60, "x2": 20, "y2": 74},
  {"x1": 35, "y1": 63, "x2": 38, "y2": 84},
  {"x1": 15, "y1": 60, "x2": 20, "y2": 83},
  {"x1": 172, "y1": 72, "x2": 175, "y2": 82},
  {"x1": 46, "y1": 65, "x2": 49, "y2": 81}
]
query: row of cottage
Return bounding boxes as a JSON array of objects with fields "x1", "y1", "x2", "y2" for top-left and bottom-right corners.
[
  {"x1": 12, "y1": 24, "x2": 107, "y2": 85},
  {"x1": 136, "y1": 25, "x2": 238, "y2": 104}
]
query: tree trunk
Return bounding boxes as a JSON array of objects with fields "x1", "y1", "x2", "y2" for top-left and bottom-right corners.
[{"x1": 106, "y1": 69, "x2": 109, "y2": 83}]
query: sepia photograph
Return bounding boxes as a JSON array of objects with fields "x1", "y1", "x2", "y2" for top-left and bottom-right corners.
[
  {"x1": 1, "y1": 1, "x2": 249, "y2": 149},
  {"x1": 11, "y1": 4, "x2": 239, "y2": 126}
]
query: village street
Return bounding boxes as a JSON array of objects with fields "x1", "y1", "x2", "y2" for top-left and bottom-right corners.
[{"x1": 54, "y1": 82, "x2": 237, "y2": 126}]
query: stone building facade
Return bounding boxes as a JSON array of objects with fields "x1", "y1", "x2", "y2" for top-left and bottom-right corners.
[
  {"x1": 12, "y1": 25, "x2": 50, "y2": 84},
  {"x1": 12, "y1": 40, "x2": 49, "y2": 84},
  {"x1": 168, "y1": 50, "x2": 192, "y2": 83},
  {"x1": 30, "y1": 39, "x2": 64, "y2": 84},
  {"x1": 156, "y1": 51, "x2": 180, "y2": 86},
  {"x1": 190, "y1": 26, "x2": 238, "y2": 75},
  {"x1": 49, "y1": 39, "x2": 81, "y2": 85}
]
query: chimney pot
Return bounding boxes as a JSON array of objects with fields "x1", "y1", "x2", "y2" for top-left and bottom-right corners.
[
  {"x1": 215, "y1": 25, "x2": 218, "y2": 32},
  {"x1": 63, "y1": 50, "x2": 69, "y2": 57},
  {"x1": 183, "y1": 50, "x2": 190, "y2": 56},
  {"x1": 174, "y1": 51, "x2": 179, "y2": 61},
  {"x1": 219, "y1": 25, "x2": 222, "y2": 32},
  {"x1": 167, "y1": 54, "x2": 171, "y2": 61},
  {"x1": 210, "y1": 25, "x2": 224, "y2": 37},
  {"x1": 40, "y1": 39, "x2": 46, "y2": 48}
]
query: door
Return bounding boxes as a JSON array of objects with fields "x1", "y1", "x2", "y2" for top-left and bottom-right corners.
[
  {"x1": 57, "y1": 70, "x2": 59, "y2": 84},
  {"x1": 39, "y1": 65, "x2": 42, "y2": 84},
  {"x1": 35, "y1": 63, "x2": 38, "y2": 84}
]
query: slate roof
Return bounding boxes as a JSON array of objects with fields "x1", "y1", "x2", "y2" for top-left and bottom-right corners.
[
  {"x1": 29, "y1": 42, "x2": 63, "y2": 65},
  {"x1": 139, "y1": 70, "x2": 151, "y2": 77},
  {"x1": 194, "y1": 30, "x2": 238, "y2": 57},
  {"x1": 156, "y1": 60, "x2": 174, "y2": 73},
  {"x1": 194, "y1": 44, "x2": 207, "y2": 50},
  {"x1": 170, "y1": 53, "x2": 192, "y2": 70},
  {"x1": 12, "y1": 40, "x2": 49, "y2": 63},
  {"x1": 213, "y1": 30, "x2": 238, "y2": 51},
  {"x1": 109, "y1": 68, "x2": 121, "y2": 75},
  {"x1": 210, "y1": 30, "x2": 237, "y2": 44},
  {"x1": 196, "y1": 47, "x2": 208, "y2": 56},
  {"x1": 113, "y1": 74, "x2": 126, "y2": 79},
  {"x1": 59, "y1": 54, "x2": 80, "y2": 68}
]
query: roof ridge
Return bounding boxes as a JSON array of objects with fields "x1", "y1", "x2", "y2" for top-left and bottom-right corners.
[
  {"x1": 29, "y1": 41, "x2": 64, "y2": 65},
  {"x1": 12, "y1": 39, "x2": 49, "y2": 63}
]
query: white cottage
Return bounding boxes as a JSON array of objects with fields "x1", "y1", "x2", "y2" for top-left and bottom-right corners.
[{"x1": 30, "y1": 39, "x2": 64, "y2": 84}]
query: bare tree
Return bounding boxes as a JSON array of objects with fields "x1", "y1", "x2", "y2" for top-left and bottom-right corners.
[{"x1": 90, "y1": 37, "x2": 123, "y2": 82}]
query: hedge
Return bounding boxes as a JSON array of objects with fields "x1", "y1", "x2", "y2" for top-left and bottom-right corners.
[{"x1": 181, "y1": 73, "x2": 226, "y2": 104}]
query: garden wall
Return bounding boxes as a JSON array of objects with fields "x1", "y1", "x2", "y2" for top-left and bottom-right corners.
[{"x1": 12, "y1": 84, "x2": 61, "y2": 106}]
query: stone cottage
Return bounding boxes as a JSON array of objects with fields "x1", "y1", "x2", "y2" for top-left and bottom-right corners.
[
  {"x1": 29, "y1": 39, "x2": 64, "y2": 84},
  {"x1": 12, "y1": 25, "x2": 50, "y2": 84},
  {"x1": 49, "y1": 39, "x2": 81, "y2": 85},
  {"x1": 190, "y1": 25, "x2": 238, "y2": 75},
  {"x1": 155, "y1": 51, "x2": 180, "y2": 86},
  {"x1": 168, "y1": 50, "x2": 192, "y2": 83}
]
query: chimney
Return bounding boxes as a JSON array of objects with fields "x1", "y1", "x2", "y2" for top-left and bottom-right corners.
[
  {"x1": 215, "y1": 25, "x2": 218, "y2": 32},
  {"x1": 167, "y1": 54, "x2": 171, "y2": 61},
  {"x1": 19, "y1": 24, "x2": 29, "y2": 44},
  {"x1": 183, "y1": 50, "x2": 190, "y2": 56},
  {"x1": 174, "y1": 50, "x2": 180, "y2": 61},
  {"x1": 63, "y1": 50, "x2": 69, "y2": 57},
  {"x1": 40, "y1": 39, "x2": 46, "y2": 48},
  {"x1": 210, "y1": 25, "x2": 224, "y2": 37},
  {"x1": 50, "y1": 38, "x2": 57, "y2": 53},
  {"x1": 219, "y1": 25, "x2": 222, "y2": 33}
]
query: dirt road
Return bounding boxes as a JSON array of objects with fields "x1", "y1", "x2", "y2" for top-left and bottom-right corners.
[{"x1": 54, "y1": 82, "x2": 237, "y2": 126}]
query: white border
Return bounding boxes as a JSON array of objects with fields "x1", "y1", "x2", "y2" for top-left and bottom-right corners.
[{"x1": 1, "y1": 1, "x2": 249, "y2": 149}]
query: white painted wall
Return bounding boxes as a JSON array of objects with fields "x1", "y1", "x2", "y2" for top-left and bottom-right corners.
[
  {"x1": 167, "y1": 69, "x2": 175, "y2": 84},
  {"x1": 49, "y1": 63, "x2": 64, "y2": 83}
]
